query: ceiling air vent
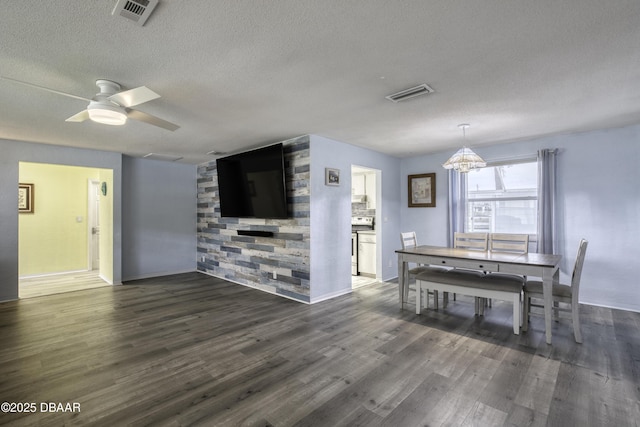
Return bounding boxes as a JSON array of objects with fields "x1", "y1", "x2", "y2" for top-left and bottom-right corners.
[
  {"x1": 385, "y1": 84, "x2": 434, "y2": 103},
  {"x1": 112, "y1": 0, "x2": 159, "y2": 26},
  {"x1": 143, "y1": 153, "x2": 183, "y2": 162}
]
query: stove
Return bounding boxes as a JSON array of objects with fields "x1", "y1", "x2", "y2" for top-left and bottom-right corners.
[{"x1": 351, "y1": 216, "x2": 374, "y2": 232}]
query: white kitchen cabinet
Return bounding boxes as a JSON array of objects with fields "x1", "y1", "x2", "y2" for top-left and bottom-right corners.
[
  {"x1": 358, "y1": 232, "x2": 376, "y2": 277},
  {"x1": 352, "y1": 172, "x2": 376, "y2": 208},
  {"x1": 352, "y1": 174, "x2": 365, "y2": 198},
  {"x1": 364, "y1": 172, "x2": 376, "y2": 208}
]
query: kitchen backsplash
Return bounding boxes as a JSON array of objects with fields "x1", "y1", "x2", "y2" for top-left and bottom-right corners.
[{"x1": 352, "y1": 202, "x2": 375, "y2": 218}]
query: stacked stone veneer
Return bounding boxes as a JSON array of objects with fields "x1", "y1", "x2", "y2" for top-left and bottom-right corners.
[{"x1": 197, "y1": 136, "x2": 311, "y2": 302}]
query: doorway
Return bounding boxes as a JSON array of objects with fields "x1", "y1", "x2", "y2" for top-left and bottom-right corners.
[
  {"x1": 18, "y1": 162, "x2": 113, "y2": 298},
  {"x1": 351, "y1": 165, "x2": 381, "y2": 289}
]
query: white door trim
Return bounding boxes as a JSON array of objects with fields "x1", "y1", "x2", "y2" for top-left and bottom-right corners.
[{"x1": 87, "y1": 179, "x2": 100, "y2": 270}]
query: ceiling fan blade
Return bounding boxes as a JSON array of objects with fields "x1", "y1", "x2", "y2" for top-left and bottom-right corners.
[
  {"x1": 0, "y1": 75, "x2": 92, "y2": 102},
  {"x1": 65, "y1": 110, "x2": 90, "y2": 122},
  {"x1": 126, "y1": 109, "x2": 179, "y2": 131},
  {"x1": 109, "y1": 86, "x2": 160, "y2": 107}
]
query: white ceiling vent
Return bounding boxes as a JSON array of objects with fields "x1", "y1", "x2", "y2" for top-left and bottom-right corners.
[
  {"x1": 112, "y1": 0, "x2": 159, "y2": 26},
  {"x1": 143, "y1": 153, "x2": 183, "y2": 162},
  {"x1": 385, "y1": 84, "x2": 434, "y2": 103}
]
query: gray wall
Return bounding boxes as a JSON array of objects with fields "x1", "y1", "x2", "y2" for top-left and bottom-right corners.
[
  {"x1": 4, "y1": 124, "x2": 638, "y2": 312},
  {"x1": 198, "y1": 135, "x2": 400, "y2": 303},
  {"x1": 401, "y1": 124, "x2": 640, "y2": 313},
  {"x1": 310, "y1": 135, "x2": 402, "y2": 302},
  {"x1": 122, "y1": 156, "x2": 197, "y2": 280},
  {"x1": 0, "y1": 139, "x2": 198, "y2": 302},
  {"x1": 0, "y1": 139, "x2": 122, "y2": 301},
  {"x1": 196, "y1": 134, "x2": 402, "y2": 304}
]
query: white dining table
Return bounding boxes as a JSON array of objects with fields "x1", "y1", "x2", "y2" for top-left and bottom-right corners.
[{"x1": 396, "y1": 245, "x2": 562, "y2": 344}]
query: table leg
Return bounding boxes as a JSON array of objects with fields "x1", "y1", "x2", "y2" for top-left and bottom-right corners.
[
  {"x1": 397, "y1": 256, "x2": 405, "y2": 305},
  {"x1": 403, "y1": 264, "x2": 410, "y2": 303},
  {"x1": 542, "y1": 268, "x2": 556, "y2": 345}
]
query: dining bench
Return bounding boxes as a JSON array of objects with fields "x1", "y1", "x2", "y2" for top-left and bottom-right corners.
[{"x1": 414, "y1": 269, "x2": 524, "y2": 334}]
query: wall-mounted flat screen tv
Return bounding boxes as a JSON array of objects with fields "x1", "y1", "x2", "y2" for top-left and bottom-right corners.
[{"x1": 216, "y1": 143, "x2": 288, "y2": 219}]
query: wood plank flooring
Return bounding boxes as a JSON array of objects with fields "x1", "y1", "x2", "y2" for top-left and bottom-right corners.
[
  {"x1": 19, "y1": 271, "x2": 109, "y2": 299},
  {"x1": 0, "y1": 272, "x2": 638, "y2": 426},
  {"x1": 351, "y1": 275, "x2": 378, "y2": 289}
]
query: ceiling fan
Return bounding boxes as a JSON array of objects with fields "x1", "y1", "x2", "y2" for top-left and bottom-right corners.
[{"x1": 0, "y1": 76, "x2": 179, "y2": 131}]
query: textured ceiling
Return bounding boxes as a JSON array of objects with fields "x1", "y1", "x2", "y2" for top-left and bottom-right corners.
[{"x1": 1, "y1": 1, "x2": 640, "y2": 164}]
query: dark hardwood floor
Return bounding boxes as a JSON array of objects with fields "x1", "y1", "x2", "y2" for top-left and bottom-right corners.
[{"x1": 0, "y1": 272, "x2": 638, "y2": 426}]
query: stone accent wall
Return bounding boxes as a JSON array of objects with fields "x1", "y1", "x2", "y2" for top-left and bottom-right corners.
[{"x1": 196, "y1": 136, "x2": 311, "y2": 302}]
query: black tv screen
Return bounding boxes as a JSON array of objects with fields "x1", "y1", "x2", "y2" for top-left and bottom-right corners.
[{"x1": 216, "y1": 143, "x2": 288, "y2": 218}]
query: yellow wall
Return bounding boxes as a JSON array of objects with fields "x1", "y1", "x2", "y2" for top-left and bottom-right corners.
[{"x1": 18, "y1": 162, "x2": 112, "y2": 277}]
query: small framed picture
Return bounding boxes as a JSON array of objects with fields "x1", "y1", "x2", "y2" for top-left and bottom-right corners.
[
  {"x1": 408, "y1": 173, "x2": 436, "y2": 207},
  {"x1": 19, "y1": 183, "x2": 34, "y2": 213},
  {"x1": 325, "y1": 168, "x2": 340, "y2": 186}
]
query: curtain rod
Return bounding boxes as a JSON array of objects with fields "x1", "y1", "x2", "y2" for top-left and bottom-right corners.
[{"x1": 484, "y1": 153, "x2": 537, "y2": 166}]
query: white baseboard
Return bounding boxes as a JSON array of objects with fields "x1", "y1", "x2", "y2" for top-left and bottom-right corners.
[
  {"x1": 19, "y1": 269, "x2": 88, "y2": 280},
  {"x1": 199, "y1": 270, "x2": 311, "y2": 304},
  {"x1": 581, "y1": 301, "x2": 640, "y2": 313},
  {"x1": 99, "y1": 274, "x2": 114, "y2": 285},
  {"x1": 122, "y1": 268, "x2": 197, "y2": 282},
  {"x1": 310, "y1": 288, "x2": 353, "y2": 304}
]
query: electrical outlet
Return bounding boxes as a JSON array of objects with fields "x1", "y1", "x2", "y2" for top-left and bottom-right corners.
[
  {"x1": 388, "y1": 259, "x2": 393, "y2": 268},
  {"x1": 200, "y1": 256, "x2": 205, "y2": 262},
  {"x1": 272, "y1": 270, "x2": 277, "y2": 279}
]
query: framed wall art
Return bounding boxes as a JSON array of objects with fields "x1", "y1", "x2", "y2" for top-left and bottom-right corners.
[
  {"x1": 408, "y1": 173, "x2": 435, "y2": 207},
  {"x1": 19, "y1": 183, "x2": 34, "y2": 213},
  {"x1": 325, "y1": 168, "x2": 340, "y2": 186}
]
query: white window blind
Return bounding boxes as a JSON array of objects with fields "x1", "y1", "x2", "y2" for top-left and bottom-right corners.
[{"x1": 465, "y1": 159, "x2": 538, "y2": 236}]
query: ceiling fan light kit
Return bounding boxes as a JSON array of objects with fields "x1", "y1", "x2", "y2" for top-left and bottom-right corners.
[
  {"x1": 0, "y1": 76, "x2": 179, "y2": 131},
  {"x1": 87, "y1": 102, "x2": 127, "y2": 126}
]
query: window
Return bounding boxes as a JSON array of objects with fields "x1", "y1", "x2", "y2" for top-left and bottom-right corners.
[{"x1": 465, "y1": 160, "x2": 538, "y2": 236}]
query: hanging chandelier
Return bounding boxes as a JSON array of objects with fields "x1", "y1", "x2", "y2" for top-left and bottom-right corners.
[{"x1": 442, "y1": 124, "x2": 486, "y2": 173}]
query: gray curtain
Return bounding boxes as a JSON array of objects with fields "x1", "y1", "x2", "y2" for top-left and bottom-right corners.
[
  {"x1": 537, "y1": 149, "x2": 557, "y2": 254},
  {"x1": 447, "y1": 169, "x2": 466, "y2": 247}
]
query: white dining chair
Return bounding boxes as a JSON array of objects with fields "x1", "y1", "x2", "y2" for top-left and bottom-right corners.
[
  {"x1": 445, "y1": 232, "x2": 489, "y2": 306},
  {"x1": 400, "y1": 232, "x2": 447, "y2": 309},
  {"x1": 481, "y1": 233, "x2": 530, "y2": 312},
  {"x1": 522, "y1": 238, "x2": 588, "y2": 343},
  {"x1": 454, "y1": 232, "x2": 489, "y2": 251},
  {"x1": 489, "y1": 233, "x2": 530, "y2": 254}
]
